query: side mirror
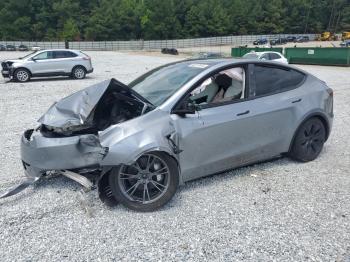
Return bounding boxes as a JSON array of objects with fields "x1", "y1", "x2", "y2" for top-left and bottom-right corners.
[
  {"x1": 31, "y1": 57, "x2": 37, "y2": 62},
  {"x1": 172, "y1": 99, "x2": 196, "y2": 115}
]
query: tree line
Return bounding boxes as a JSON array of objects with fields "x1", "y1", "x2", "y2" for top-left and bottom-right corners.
[{"x1": 0, "y1": 0, "x2": 349, "y2": 41}]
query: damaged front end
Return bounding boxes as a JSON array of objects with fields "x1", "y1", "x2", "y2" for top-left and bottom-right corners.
[
  {"x1": 2, "y1": 78, "x2": 155, "y2": 200},
  {"x1": 1, "y1": 61, "x2": 14, "y2": 79}
]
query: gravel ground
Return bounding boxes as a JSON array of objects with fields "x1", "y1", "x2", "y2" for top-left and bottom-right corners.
[{"x1": 0, "y1": 51, "x2": 349, "y2": 261}]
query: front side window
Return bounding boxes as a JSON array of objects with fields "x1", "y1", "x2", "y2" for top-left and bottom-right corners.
[
  {"x1": 189, "y1": 67, "x2": 245, "y2": 106},
  {"x1": 33, "y1": 51, "x2": 53, "y2": 60},
  {"x1": 253, "y1": 65, "x2": 305, "y2": 96},
  {"x1": 260, "y1": 54, "x2": 270, "y2": 60}
]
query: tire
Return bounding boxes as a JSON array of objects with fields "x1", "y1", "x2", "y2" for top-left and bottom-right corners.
[
  {"x1": 289, "y1": 117, "x2": 326, "y2": 162},
  {"x1": 14, "y1": 68, "x2": 30, "y2": 82},
  {"x1": 71, "y1": 66, "x2": 86, "y2": 79},
  {"x1": 109, "y1": 151, "x2": 179, "y2": 212}
]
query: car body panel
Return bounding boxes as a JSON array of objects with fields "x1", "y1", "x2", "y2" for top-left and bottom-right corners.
[{"x1": 18, "y1": 59, "x2": 333, "y2": 188}]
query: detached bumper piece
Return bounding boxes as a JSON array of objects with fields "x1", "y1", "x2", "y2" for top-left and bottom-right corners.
[{"x1": 0, "y1": 176, "x2": 40, "y2": 199}]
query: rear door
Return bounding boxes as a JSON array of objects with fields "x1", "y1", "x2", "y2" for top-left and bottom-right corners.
[
  {"x1": 52, "y1": 51, "x2": 79, "y2": 73},
  {"x1": 247, "y1": 64, "x2": 306, "y2": 155}
]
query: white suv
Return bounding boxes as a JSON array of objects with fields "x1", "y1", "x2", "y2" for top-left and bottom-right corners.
[
  {"x1": 242, "y1": 51, "x2": 288, "y2": 64},
  {"x1": 1, "y1": 49, "x2": 93, "y2": 82}
]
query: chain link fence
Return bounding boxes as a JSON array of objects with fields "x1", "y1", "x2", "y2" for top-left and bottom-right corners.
[{"x1": 0, "y1": 34, "x2": 317, "y2": 51}]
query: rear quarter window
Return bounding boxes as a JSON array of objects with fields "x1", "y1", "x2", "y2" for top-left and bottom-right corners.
[{"x1": 253, "y1": 65, "x2": 305, "y2": 96}]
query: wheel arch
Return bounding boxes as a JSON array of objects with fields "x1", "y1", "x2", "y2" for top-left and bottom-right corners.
[
  {"x1": 13, "y1": 67, "x2": 32, "y2": 76},
  {"x1": 71, "y1": 64, "x2": 87, "y2": 73},
  {"x1": 97, "y1": 149, "x2": 181, "y2": 205},
  {"x1": 288, "y1": 111, "x2": 330, "y2": 153}
]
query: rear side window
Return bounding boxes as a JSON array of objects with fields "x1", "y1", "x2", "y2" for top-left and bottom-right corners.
[
  {"x1": 253, "y1": 65, "x2": 305, "y2": 96},
  {"x1": 269, "y1": 53, "x2": 281, "y2": 60},
  {"x1": 54, "y1": 51, "x2": 78, "y2": 58}
]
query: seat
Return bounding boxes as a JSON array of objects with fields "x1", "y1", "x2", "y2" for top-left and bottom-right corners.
[
  {"x1": 224, "y1": 79, "x2": 243, "y2": 99},
  {"x1": 190, "y1": 81, "x2": 219, "y2": 104}
]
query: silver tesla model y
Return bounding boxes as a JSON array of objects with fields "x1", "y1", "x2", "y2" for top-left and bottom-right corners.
[{"x1": 9, "y1": 59, "x2": 334, "y2": 211}]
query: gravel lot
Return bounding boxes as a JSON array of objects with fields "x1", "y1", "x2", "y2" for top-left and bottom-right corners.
[{"x1": 0, "y1": 51, "x2": 349, "y2": 261}]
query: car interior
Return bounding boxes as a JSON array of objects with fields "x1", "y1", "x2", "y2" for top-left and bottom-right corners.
[{"x1": 189, "y1": 67, "x2": 245, "y2": 105}]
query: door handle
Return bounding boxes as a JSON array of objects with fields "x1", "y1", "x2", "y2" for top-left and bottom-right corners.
[
  {"x1": 292, "y1": 98, "x2": 302, "y2": 103},
  {"x1": 236, "y1": 110, "x2": 250, "y2": 116}
]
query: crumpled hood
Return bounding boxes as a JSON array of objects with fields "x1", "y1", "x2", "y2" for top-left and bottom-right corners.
[
  {"x1": 38, "y1": 78, "x2": 149, "y2": 129},
  {"x1": 4, "y1": 59, "x2": 22, "y2": 64}
]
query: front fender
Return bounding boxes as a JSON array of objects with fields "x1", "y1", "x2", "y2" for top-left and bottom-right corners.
[
  {"x1": 100, "y1": 133, "x2": 176, "y2": 166},
  {"x1": 99, "y1": 109, "x2": 178, "y2": 166}
]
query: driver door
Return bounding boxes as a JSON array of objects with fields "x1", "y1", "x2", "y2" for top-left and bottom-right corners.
[{"x1": 171, "y1": 65, "x2": 263, "y2": 182}]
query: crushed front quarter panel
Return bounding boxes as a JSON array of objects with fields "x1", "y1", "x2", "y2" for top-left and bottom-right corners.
[{"x1": 99, "y1": 109, "x2": 178, "y2": 166}]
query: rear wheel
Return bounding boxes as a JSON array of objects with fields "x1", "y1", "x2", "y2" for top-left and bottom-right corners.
[
  {"x1": 72, "y1": 66, "x2": 86, "y2": 79},
  {"x1": 109, "y1": 152, "x2": 179, "y2": 212},
  {"x1": 289, "y1": 118, "x2": 326, "y2": 162},
  {"x1": 14, "y1": 68, "x2": 30, "y2": 82}
]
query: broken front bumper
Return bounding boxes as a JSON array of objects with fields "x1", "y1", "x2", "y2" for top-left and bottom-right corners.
[{"x1": 20, "y1": 129, "x2": 108, "y2": 178}]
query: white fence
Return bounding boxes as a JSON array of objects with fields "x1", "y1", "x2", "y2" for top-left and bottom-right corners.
[{"x1": 0, "y1": 34, "x2": 317, "y2": 51}]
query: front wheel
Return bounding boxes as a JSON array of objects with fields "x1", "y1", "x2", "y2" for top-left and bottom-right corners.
[
  {"x1": 109, "y1": 152, "x2": 179, "y2": 212},
  {"x1": 289, "y1": 118, "x2": 326, "y2": 162},
  {"x1": 14, "y1": 68, "x2": 30, "y2": 82},
  {"x1": 71, "y1": 66, "x2": 86, "y2": 79}
]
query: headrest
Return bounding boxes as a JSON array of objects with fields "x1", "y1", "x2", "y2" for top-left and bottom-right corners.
[{"x1": 215, "y1": 74, "x2": 232, "y2": 90}]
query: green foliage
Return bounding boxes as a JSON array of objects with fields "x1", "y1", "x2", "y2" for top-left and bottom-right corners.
[{"x1": 0, "y1": 0, "x2": 349, "y2": 40}]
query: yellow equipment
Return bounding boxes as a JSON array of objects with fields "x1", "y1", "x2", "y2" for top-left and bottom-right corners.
[
  {"x1": 342, "y1": 32, "x2": 350, "y2": 41},
  {"x1": 320, "y1": 32, "x2": 338, "y2": 41}
]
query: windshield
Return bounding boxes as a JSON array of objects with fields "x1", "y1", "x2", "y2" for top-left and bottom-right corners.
[
  {"x1": 243, "y1": 53, "x2": 259, "y2": 59},
  {"x1": 19, "y1": 51, "x2": 36, "y2": 60},
  {"x1": 129, "y1": 62, "x2": 210, "y2": 106}
]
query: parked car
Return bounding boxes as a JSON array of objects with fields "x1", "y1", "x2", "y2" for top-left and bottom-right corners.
[
  {"x1": 6, "y1": 44, "x2": 16, "y2": 51},
  {"x1": 0, "y1": 44, "x2": 6, "y2": 51},
  {"x1": 161, "y1": 48, "x2": 178, "y2": 55},
  {"x1": 18, "y1": 44, "x2": 29, "y2": 51},
  {"x1": 242, "y1": 51, "x2": 288, "y2": 64},
  {"x1": 270, "y1": 38, "x2": 287, "y2": 45},
  {"x1": 253, "y1": 38, "x2": 268, "y2": 45},
  {"x1": 195, "y1": 52, "x2": 224, "y2": 59},
  {"x1": 12, "y1": 59, "x2": 333, "y2": 211},
  {"x1": 1, "y1": 49, "x2": 93, "y2": 82},
  {"x1": 295, "y1": 36, "x2": 310, "y2": 43},
  {"x1": 340, "y1": 40, "x2": 350, "y2": 47},
  {"x1": 286, "y1": 36, "x2": 297, "y2": 42},
  {"x1": 32, "y1": 46, "x2": 41, "y2": 51}
]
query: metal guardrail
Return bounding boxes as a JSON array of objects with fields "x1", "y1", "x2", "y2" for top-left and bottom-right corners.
[{"x1": 0, "y1": 34, "x2": 317, "y2": 51}]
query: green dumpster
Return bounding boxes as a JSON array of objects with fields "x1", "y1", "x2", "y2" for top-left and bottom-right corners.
[
  {"x1": 285, "y1": 47, "x2": 350, "y2": 66},
  {"x1": 231, "y1": 47, "x2": 283, "y2": 57}
]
